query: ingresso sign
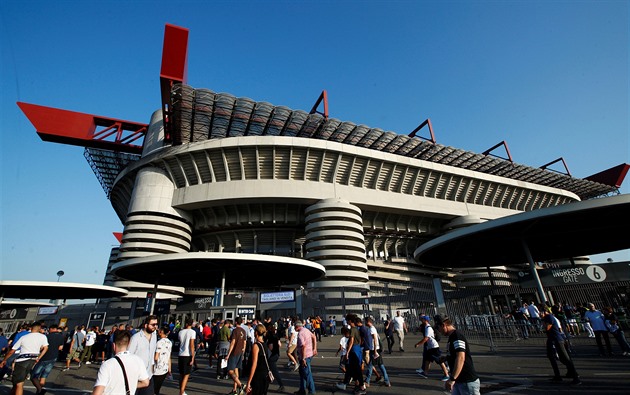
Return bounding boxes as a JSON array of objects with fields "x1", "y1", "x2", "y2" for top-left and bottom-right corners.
[
  {"x1": 260, "y1": 291, "x2": 295, "y2": 304},
  {"x1": 517, "y1": 262, "x2": 630, "y2": 287}
]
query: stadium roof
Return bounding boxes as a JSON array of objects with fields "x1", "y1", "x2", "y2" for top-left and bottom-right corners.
[{"x1": 84, "y1": 85, "x2": 626, "y2": 200}]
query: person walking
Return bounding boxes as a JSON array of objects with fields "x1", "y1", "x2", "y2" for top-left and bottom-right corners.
[
  {"x1": 336, "y1": 314, "x2": 365, "y2": 395},
  {"x1": 129, "y1": 315, "x2": 158, "y2": 395},
  {"x1": 92, "y1": 330, "x2": 149, "y2": 395},
  {"x1": 437, "y1": 316, "x2": 480, "y2": 395},
  {"x1": 178, "y1": 319, "x2": 197, "y2": 395},
  {"x1": 245, "y1": 324, "x2": 271, "y2": 395},
  {"x1": 0, "y1": 322, "x2": 49, "y2": 395},
  {"x1": 584, "y1": 303, "x2": 613, "y2": 356},
  {"x1": 414, "y1": 315, "x2": 449, "y2": 381},
  {"x1": 365, "y1": 317, "x2": 390, "y2": 387},
  {"x1": 384, "y1": 316, "x2": 395, "y2": 354},
  {"x1": 541, "y1": 309, "x2": 581, "y2": 385},
  {"x1": 80, "y1": 326, "x2": 97, "y2": 365},
  {"x1": 295, "y1": 320, "x2": 317, "y2": 395},
  {"x1": 64, "y1": 326, "x2": 85, "y2": 371},
  {"x1": 153, "y1": 326, "x2": 172, "y2": 395},
  {"x1": 265, "y1": 325, "x2": 285, "y2": 392},
  {"x1": 393, "y1": 311, "x2": 407, "y2": 352},
  {"x1": 31, "y1": 324, "x2": 65, "y2": 395},
  {"x1": 225, "y1": 317, "x2": 248, "y2": 395}
]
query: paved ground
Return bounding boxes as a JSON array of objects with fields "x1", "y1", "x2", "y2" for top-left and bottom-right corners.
[{"x1": 2, "y1": 334, "x2": 629, "y2": 394}]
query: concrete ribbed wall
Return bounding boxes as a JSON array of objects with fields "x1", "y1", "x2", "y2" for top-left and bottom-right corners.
[
  {"x1": 305, "y1": 199, "x2": 368, "y2": 288},
  {"x1": 118, "y1": 167, "x2": 192, "y2": 260}
]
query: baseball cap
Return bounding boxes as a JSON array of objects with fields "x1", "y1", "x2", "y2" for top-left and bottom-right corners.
[{"x1": 420, "y1": 315, "x2": 431, "y2": 321}]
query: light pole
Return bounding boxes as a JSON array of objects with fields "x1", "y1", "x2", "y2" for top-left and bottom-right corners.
[{"x1": 56, "y1": 270, "x2": 65, "y2": 282}]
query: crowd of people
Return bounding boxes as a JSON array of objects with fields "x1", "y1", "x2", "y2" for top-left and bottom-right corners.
[
  {"x1": 502, "y1": 300, "x2": 630, "y2": 356},
  {"x1": 0, "y1": 303, "x2": 627, "y2": 395}
]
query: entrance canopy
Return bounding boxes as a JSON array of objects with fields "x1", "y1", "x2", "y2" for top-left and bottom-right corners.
[
  {"x1": 0, "y1": 281, "x2": 128, "y2": 300},
  {"x1": 414, "y1": 194, "x2": 630, "y2": 268},
  {"x1": 112, "y1": 252, "x2": 326, "y2": 288}
]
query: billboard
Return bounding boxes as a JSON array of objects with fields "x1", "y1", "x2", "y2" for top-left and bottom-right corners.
[{"x1": 260, "y1": 291, "x2": 295, "y2": 304}]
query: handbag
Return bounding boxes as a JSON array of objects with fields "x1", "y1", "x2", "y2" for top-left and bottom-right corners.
[{"x1": 257, "y1": 342, "x2": 274, "y2": 383}]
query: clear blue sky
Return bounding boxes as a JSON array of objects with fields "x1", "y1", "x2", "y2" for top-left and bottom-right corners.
[{"x1": 1, "y1": 1, "x2": 628, "y2": 285}]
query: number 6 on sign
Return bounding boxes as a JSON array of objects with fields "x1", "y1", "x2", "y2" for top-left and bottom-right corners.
[{"x1": 586, "y1": 266, "x2": 606, "y2": 282}]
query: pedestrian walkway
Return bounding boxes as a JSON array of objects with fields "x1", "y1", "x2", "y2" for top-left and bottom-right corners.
[{"x1": 2, "y1": 333, "x2": 628, "y2": 394}]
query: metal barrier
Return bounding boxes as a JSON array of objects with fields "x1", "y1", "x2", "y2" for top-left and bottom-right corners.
[{"x1": 450, "y1": 314, "x2": 603, "y2": 352}]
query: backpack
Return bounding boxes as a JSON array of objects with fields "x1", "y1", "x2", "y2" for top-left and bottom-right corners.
[{"x1": 432, "y1": 315, "x2": 443, "y2": 342}]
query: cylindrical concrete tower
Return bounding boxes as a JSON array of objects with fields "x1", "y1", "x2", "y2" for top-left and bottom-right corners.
[
  {"x1": 305, "y1": 198, "x2": 368, "y2": 288},
  {"x1": 118, "y1": 112, "x2": 193, "y2": 260}
]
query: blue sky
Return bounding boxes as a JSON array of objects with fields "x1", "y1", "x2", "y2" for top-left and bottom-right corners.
[{"x1": 1, "y1": 1, "x2": 628, "y2": 285}]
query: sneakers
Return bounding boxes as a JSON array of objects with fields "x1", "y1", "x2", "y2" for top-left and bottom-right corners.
[
  {"x1": 278, "y1": 386, "x2": 285, "y2": 393},
  {"x1": 571, "y1": 378, "x2": 582, "y2": 386},
  {"x1": 415, "y1": 368, "x2": 424, "y2": 374},
  {"x1": 374, "y1": 376, "x2": 382, "y2": 383},
  {"x1": 418, "y1": 372, "x2": 428, "y2": 379},
  {"x1": 78, "y1": 362, "x2": 82, "y2": 368},
  {"x1": 335, "y1": 383, "x2": 347, "y2": 390},
  {"x1": 292, "y1": 364, "x2": 299, "y2": 372},
  {"x1": 62, "y1": 367, "x2": 70, "y2": 372},
  {"x1": 85, "y1": 361, "x2": 92, "y2": 365},
  {"x1": 440, "y1": 376, "x2": 450, "y2": 382},
  {"x1": 354, "y1": 386, "x2": 367, "y2": 395}
]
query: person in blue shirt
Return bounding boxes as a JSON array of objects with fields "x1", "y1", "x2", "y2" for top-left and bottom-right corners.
[{"x1": 543, "y1": 308, "x2": 580, "y2": 385}]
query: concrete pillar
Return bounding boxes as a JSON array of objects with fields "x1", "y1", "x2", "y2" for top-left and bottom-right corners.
[
  {"x1": 118, "y1": 166, "x2": 193, "y2": 260},
  {"x1": 305, "y1": 198, "x2": 369, "y2": 289}
]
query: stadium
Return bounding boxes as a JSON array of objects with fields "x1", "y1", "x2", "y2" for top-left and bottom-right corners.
[{"x1": 16, "y1": 25, "x2": 630, "y2": 326}]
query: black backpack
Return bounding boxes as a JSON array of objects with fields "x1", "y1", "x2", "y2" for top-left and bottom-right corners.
[{"x1": 432, "y1": 315, "x2": 443, "y2": 342}]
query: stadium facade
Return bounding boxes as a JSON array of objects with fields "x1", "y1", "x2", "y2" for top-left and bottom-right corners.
[{"x1": 18, "y1": 25, "x2": 629, "y2": 323}]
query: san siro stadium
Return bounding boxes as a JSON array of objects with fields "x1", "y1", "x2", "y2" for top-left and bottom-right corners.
[{"x1": 18, "y1": 25, "x2": 629, "y2": 326}]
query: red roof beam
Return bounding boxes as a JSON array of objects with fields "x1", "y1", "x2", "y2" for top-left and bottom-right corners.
[
  {"x1": 585, "y1": 163, "x2": 629, "y2": 188},
  {"x1": 408, "y1": 118, "x2": 436, "y2": 144},
  {"x1": 482, "y1": 140, "x2": 513, "y2": 162},
  {"x1": 160, "y1": 24, "x2": 189, "y2": 143},
  {"x1": 17, "y1": 102, "x2": 146, "y2": 154},
  {"x1": 309, "y1": 90, "x2": 329, "y2": 119},
  {"x1": 540, "y1": 157, "x2": 571, "y2": 177}
]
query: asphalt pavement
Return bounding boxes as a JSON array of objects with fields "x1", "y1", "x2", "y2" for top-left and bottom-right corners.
[{"x1": 2, "y1": 333, "x2": 629, "y2": 395}]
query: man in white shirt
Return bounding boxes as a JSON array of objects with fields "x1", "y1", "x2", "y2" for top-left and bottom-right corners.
[
  {"x1": 0, "y1": 321, "x2": 49, "y2": 395},
  {"x1": 81, "y1": 326, "x2": 97, "y2": 364},
  {"x1": 414, "y1": 315, "x2": 449, "y2": 381},
  {"x1": 129, "y1": 315, "x2": 158, "y2": 395},
  {"x1": 393, "y1": 311, "x2": 408, "y2": 352},
  {"x1": 92, "y1": 330, "x2": 149, "y2": 395},
  {"x1": 178, "y1": 319, "x2": 196, "y2": 395},
  {"x1": 527, "y1": 302, "x2": 541, "y2": 331}
]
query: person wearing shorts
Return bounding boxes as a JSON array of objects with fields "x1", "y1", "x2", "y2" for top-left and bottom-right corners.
[
  {"x1": 0, "y1": 322, "x2": 49, "y2": 395},
  {"x1": 31, "y1": 324, "x2": 65, "y2": 394},
  {"x1": 415, "y1": 315, "x2": 449, "y2": 381},
  {"x1": 225, "y1": 317, "x2": 247, "y2": 395},
  {"x1": 178, "y1": 319, "x2": 196, "y2": 395}
]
